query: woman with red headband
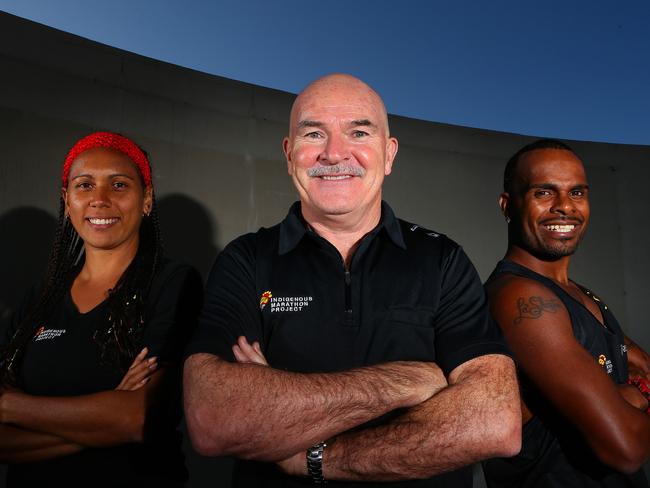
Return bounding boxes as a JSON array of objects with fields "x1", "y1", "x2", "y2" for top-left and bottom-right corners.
[{"x1": 0, "y1": 132, "x2": 202, "y2": 487}]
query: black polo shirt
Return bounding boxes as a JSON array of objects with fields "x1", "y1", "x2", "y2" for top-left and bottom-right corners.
[
  {"x1": 186, "y1": 201, "x2": 510, "y2": 487},
  {"x1": 188, "y1": 201, "x2": 507, "y2": 372}
]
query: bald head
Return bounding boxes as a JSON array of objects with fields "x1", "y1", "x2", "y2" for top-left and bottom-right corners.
[
  {"x1": 282, "y1": 73, "x2": 398, "y2": 226},
  {"x1": 289, "y1": 74, "x2": 390, "y2": 138}
]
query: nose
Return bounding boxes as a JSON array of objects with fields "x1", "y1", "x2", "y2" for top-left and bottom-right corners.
[
  {"x1": 318, "y1": 132, "x2": 350, "y2": 165},
  {"x1": 90, "y1": 186, "x2": 111, "y2": 208},
  {"x1": 551, "y1": 192, "x2": 575, "y2": 215}
]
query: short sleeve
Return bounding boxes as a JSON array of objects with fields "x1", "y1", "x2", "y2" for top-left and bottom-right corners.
[
  {"x1": 142, "y1": 261, "x2": 203, "y2": 363},
  {"x1": 184, "y1": 235, "x2": 261, "y2": 362},
  {"x1": 433, "y1": 245, "x2": 511, "y2": 375}
]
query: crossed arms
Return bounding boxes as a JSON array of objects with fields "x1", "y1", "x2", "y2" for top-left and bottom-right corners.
[
  {"x1": 487, "y1": 275, "x2": 650, "y2": 474},
  {"x1": 0, "y1": 348, "x2": 163, "y2": 463},
  {"x1": 184, "y1": 341, "x2": 520, "y2": 481}
]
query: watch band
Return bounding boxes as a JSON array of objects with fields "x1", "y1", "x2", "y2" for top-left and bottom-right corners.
[{"x1": 306, "y1": 441, "x2": 327, "y2": 484}]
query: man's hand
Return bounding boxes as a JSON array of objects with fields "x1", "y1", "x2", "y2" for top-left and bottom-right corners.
[
  {"x1": 115, "y1": 347, "x2": 158, "y2": 391},
  {"x1": 618, "y1": 384, "x2": 650, "y2": 411},
  {"x1": 232, "y1": 336, "x2": 268, "y2": 366},
  {"x1": 277, "y1": 450, "x2": 307, "y2": 477}
]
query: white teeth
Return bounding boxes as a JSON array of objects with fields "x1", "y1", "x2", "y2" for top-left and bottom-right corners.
[
  {"x1": 89, "y1": 218, "x2": 118, "y2": 225},
  {"x1": 545, "y1": 224, "x2": 575, "y2": 232},
  {"x1": 321, "y1": 175, "x2": 351, "y2": 180}
]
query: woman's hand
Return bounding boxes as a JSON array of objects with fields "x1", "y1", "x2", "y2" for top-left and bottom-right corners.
[{"x1": 115, "y1": 347, "x2": 158, "y2": 391}]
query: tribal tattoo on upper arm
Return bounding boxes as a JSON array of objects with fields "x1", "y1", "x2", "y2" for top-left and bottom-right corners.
[{"x1": 514, "y1": 296, "x2": 562, "y2": 325}]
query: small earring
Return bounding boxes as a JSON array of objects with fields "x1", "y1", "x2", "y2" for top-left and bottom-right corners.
[{"x1": 505, "y1": 216, "x2": 511, "y2": 224}]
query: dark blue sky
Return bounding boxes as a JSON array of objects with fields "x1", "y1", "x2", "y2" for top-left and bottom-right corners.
[{"x1": 2, "y1": 0, "x2": 649, "y2": 145}]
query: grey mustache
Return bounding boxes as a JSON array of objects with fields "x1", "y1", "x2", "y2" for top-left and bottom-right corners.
[{"x1": 307, "y1": 164, "x2": 366, "y2": 177}]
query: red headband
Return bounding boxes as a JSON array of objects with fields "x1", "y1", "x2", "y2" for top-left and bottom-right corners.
[{"x1": 62, "y1": 132, "x2": 152, "y2": 187}]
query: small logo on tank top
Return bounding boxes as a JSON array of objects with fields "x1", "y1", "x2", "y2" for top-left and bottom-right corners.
[
  {"x1": 598, "y1": 354, "x2": 613, "y2": 374},
  {"x1": 34, "y1": 326, "x2": 66, "y2": 342}
]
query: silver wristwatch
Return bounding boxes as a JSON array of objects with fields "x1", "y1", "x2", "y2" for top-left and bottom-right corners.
[{"x1": 306, "y1": 441, "x2": 327, "y2": 484}]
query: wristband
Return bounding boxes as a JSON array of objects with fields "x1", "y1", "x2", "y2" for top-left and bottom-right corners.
[{"x1": 306, "y1": 441, "x2": 327, "y2": 484}]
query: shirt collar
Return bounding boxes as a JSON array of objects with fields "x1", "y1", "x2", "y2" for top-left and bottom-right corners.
[{"x1": 278, "y1": 201, "x2": 406, "y2": 255}]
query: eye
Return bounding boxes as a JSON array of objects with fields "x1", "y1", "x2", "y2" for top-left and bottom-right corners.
[
  {"x1": 351, "y1": 130, "x2": 369, "y2": 138},
  {"x1": 533, "y1": 190, "x2": 551, "y2": 198},
  {"x1": 75, "y1": 182, "x2": 93, "y2": 190},
  {"x1": 304, "y1": 131, "x2": 324, "y2": 139},
  {"x1": 112, "y1": 181, "x2": 128, "y2": 190},
  {"x1": 570, "y1": 189, "x2": 585, "y2": 198}
]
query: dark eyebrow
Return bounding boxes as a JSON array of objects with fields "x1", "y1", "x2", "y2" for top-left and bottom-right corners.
[
  {"x1": 527, "y1": 183, "x2": 589, "y2": 191},
  {"x1": 71, "y1": 173, "x2": 136, "y2": 181},
  {"x1": 528, "y1": 183, "x2": 558, "y2": 191}
]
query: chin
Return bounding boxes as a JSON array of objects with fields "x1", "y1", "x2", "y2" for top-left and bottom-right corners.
[
  {"x1": 308, "y1": 199, "x2": 359, "y2": 217},
  {"x1": 533, "y1": 242, "x2": 579, "y2": 261}
]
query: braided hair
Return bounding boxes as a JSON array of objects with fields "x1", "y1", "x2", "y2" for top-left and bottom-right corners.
[{"x1": 0, "y1": 132, "x2": 162, "y2": 385}]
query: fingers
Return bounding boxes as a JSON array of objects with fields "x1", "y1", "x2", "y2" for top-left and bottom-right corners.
[
  {"x1": 129, "y1": 346, "x2": 149, "y2": 369},
  {"x1": 232, "y1": 336, "x2": 269, "y2": 366},
  {"x1": 115, "y1": 348, "x2": 158, "y2": 391}
]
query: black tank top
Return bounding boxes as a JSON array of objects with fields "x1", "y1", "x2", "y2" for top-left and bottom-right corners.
[{"x1": 482, "y1": 260, "x2": 648, "y2": 488}]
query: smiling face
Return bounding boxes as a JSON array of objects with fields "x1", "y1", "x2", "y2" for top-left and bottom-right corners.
[
  {"x1": 62, "y1": 147, "x2": 152, "y2": 254},
  {"x1": 283, "y1": 74, "x2": 398, "y2": 224},
  {"x1": 501, "y1": 148, "x2": 590, "y2": 260}
]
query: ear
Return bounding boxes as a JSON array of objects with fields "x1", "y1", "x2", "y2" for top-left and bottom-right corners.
[
  {"x1": 384, "y1": 137, "x2": 399, "y2": 176},
  {"x1": 498, "y1": 192, "x2": 510, "y2": 221},
  {"x1": 143, "y1": 186, "x2": 153, "y2": 216},
  {"x1": 283, "y1": 137, "x2": 293, "y2": 176},
  {"x1": 61, "y1": 187, "x2": 70, "y2": 217}
]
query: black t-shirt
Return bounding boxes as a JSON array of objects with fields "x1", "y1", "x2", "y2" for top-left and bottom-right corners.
[
  {"x1": 1, "y1": 258, "x2": 203, "y2": 488},
  {"x1": 186, "y1": 201, "x2": 511, "y2": 488},
  {"x1": 483, "y1": 260, "x2": 649, "y2": 488}
]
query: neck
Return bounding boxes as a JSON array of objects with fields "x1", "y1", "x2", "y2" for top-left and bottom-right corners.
[
  {"x1": 79, "y1": 240, "x2": 139, "y2": 284},
  {"x1": 303, "y1": 202, "x2": 382, "y2": 266},
  {"x1": 504, "y1": 244, "x2": 571, "y2": 284}
]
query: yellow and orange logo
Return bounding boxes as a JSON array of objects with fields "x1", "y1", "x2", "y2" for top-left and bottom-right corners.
[
  {"x1": 598, "y1": 354, "x2": 606, "y2": 366},
  {"x1": 260, "y1": 291, "x2": 273, "y2": 310}
]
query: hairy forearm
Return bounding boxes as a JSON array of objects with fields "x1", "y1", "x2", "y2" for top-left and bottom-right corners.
[
  {"x1": 0, "y1": 424, "x2": 83, "y2": 463},
  {"x1": 184, "y1": 353, "x2": 445, "y2": 461},
  {"x1": 0, "y1": 389, "x2": 147, "y2": 447},
  {"x1": 322, "y1": 355, "x2": 521, "y2": 481}
]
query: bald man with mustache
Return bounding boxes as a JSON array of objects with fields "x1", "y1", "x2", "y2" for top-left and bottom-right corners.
[{"x1": 183, "y1": 74, "x2": 521, "y2": 487}]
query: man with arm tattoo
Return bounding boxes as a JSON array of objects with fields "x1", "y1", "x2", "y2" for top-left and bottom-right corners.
[
  {"x1": 183, "y1": 74, "x2": 521, "y2": 487},
  {"x1": 483, "y1": 139, "x2": 650, "y2": 487}
]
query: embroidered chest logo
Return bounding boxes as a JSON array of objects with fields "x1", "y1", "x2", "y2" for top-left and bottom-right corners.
[
  {"x1": 259, "y1": 291, "x2": 313, "y2": 313},
  {"x1": 260, "y1": 291, "x2": 273, "y2": 310},
  {"x1": 34, "y1": 326, "x2": 66, "y2": 342},
  {"x1": 598, "y1": 354, "x2": 613, "y2": 374}
]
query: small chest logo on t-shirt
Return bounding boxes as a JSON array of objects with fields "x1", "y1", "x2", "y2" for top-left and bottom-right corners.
[
  {"x1": 33, "y1": 326, "x2": 66, "y2": 342},
  {"x1": 598, "y1": 354, "x2": 613, "y2": 375},
  {"x1": 259, "y1": 291, "x2": 313, "y2": 313}
]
